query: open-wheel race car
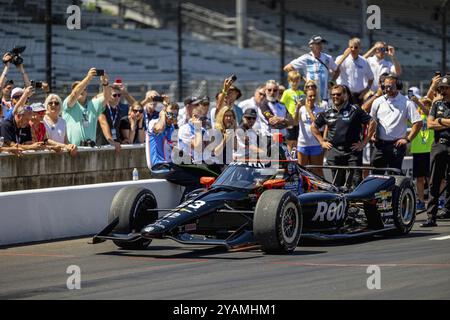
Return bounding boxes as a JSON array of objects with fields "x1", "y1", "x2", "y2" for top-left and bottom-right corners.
[{"x1": 92, "y1": 157, "x2": 417, "y2": 254}]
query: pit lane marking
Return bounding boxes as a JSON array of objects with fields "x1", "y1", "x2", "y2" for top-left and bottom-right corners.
[
  {"x1": 430, "y1": 235, "x2": 450, "y2": 241},
  {"x1": 269, "y1": 261, "x2": 450, "y2": 269}
]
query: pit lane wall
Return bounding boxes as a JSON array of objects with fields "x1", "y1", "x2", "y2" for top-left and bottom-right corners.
[{"x1": 0, "y1": 180, "x2": 184, "y2": 246}]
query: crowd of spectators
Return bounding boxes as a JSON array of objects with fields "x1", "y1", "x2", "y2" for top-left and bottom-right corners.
[{"x1": 1, "y1": 35, "x2": 450, "y2": 226}]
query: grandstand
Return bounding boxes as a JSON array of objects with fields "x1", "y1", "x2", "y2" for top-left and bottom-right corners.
[{"x1": 0, "y1": 0, "x2": 448, "y2": 98}]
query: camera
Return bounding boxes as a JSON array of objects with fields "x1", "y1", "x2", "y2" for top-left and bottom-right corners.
[
  {"x1": 80, "y1": 139, "x2": 96, "y2": 147},
  {"x1": 31, "y1": 80, "x2": 43, "y2": 89},
  {"x1": 95, "y1": 69, "x2": 105, "y2": 76},
  {"x1": 3, "y1": 46, "x2": 26, "y2": 66}
]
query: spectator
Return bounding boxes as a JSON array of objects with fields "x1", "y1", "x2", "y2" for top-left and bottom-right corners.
[
  {"x1": 423, "y1": 76, "x2": 450, "y2": 227},
  {"x1": 178, "y1": 104, "x2": 214, "y2": 165},
  {"x1": 293, "y1": 89, "x2": 326, "y2": 177},
  {"x1": 303, "y1": 80, "x2": 328, "y2": 109},
  {"x1": 238, "y1": 84, "x2": 266, "y2": 113},
  {"x1": 214, "y1": 77, "x2": 243, "y2": 124},
  {"x1": 335, "y1": 38, "x2": 374, "y2": 106},
  {"x1": 368, "y1": 75, "x2": 422, "y2": 172},
  {"x1": 178, "y1": 96, "x2": 202, "y2": 126},
  {"x1": 284, "y1": 35, "x2": 341, "y2": 101},
  {"x1": 427, "y1": 74, "x2": 442, "y2": 101},
  {"x1": 43, "y1": 94, "x2": 77, "y2": 156},
  {"x1": 1, "y1": 80, "x2": 14, "y2": 119},
  {"x1": 280, "y1": 71, "x2": 305, "y2": 151},
  {"x1": 120, "y1": 103, "x2": 146, "y2": 144},
  {"x1": 214, "y1": 106, "x2": 237, "y2": 165},
  {"x1": 96, "y1": 82, "x2": 134, "y2": 146},
  {"x1": 146, "y1": 102, "x2": 179, "y2": 171},
  {"x1": 141, "y1": 90, "x2": 164, "y2": 122},
  {"x1": 0, "y1": 105, "x2": 44, "y2": 151},
  {"x1": 361, "y1": 72, "x2": 389, "y2": 113},
  {"x1": 258, "y1": 80, "x2": 294, "y2": 137},
  {"x1": 62, "y1": 68, "x2": 111, "y2": 147},
  {"x1": 278, "y1": 85, "x2": 286, "y2": 100},
  {"x1": 235, "y1": 108, "x2": 262, "y2": 159},
  {"x1": 311, "y1": 85, "x2": 374, "y2": 188},
  {"x1": 409, "y1": 94, "x2": 434, "y2": 211},
  {"x1": 364, "y1": 42, "x2": 402, "y2": 91}
]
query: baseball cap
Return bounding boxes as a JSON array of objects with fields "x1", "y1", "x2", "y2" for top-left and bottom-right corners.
[
  {"x1": 309, "y1": 35, "x2": 327, "y2": 45},
  {"x1": 408, "y1": 86, "x2": 421, "y2": 99},
  {"x1": 30, "y1": 102, "x2": 46, "y2": 112},
  {"x1": 438, "y1": 76, "x2": 450, "y2": 88},
  {"x1": 184, "y1": 96, "x2": 202, "y2": 106},
  {"x1": 243, "y1": 108, "x2": 257, "y2": 118},
  {"x1": 11, "y1": 87, "x2": 24, "y2": 98}
]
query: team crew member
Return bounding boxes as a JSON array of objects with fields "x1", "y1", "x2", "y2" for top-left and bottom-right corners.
[
  {"x1": 423, "y1": 76, "x2": 450, "y2": 227},
  {"x1": 369, "y1": 75, "x2": 422, "y2": 171},
  {"x1": 311, "y1": 85, "x2": 374, "y2": 187}
]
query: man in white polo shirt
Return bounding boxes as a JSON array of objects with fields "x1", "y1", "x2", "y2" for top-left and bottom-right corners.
[
  {"x1": 369, "y1": 75, "x2": 422, "y2": 171},
  {"x1": 364, "y1": 41, "x2": 402, "y2": 91},
  {"x1": 336, "y1": 38, "x2": 374, "y2": 106}
]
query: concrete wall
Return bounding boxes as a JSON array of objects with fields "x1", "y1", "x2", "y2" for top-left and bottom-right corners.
[
  {"x1": 0, "y1": 145, "x2": 150, "y2": 192},
  {"x1": 0, "y1": 179, "x2": 184, "y2": 246}
]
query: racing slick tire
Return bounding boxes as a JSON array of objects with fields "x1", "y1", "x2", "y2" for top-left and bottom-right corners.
[
  {"x1": 109, "y1": 187, "x2": 158, "y2": 250},
  {"x1": 391, "y1": 177, "x2": 416, "y2": 235},
  {"x1": 254, "y1": 190, "x2": 302, "y2": 254}
]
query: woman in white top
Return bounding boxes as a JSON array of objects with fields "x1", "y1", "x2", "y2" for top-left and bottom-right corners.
[
  {"x1": 43, "y1": 94, "x2": 77, "y2": 155},
  {"x1": 293, "y1": 89, "x2": 326, "y2": 177}
]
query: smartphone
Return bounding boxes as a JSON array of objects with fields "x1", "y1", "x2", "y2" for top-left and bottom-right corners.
[
  {"x1": 95, "y1": 69, "x2": 105, "y2": 76},
  {"x1": 31, "y1": 80, "x2": 43, "y2": 89},
  {"x1": 407, "y1": 89, "x2": 414, "y2": 99},
  {"x1": 153, "y1": 95, "x2": 164, "y2": 102}
]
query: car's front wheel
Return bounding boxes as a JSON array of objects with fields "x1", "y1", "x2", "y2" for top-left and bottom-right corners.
[
  {"x1": 108, "y1": 186, "x2": 159, "y2": 250},
  {"x1": 253, "y1": 190, "x2": 302, "y2": 254}
]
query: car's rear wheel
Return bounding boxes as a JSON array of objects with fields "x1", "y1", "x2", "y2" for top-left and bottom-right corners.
[
  {"x1": 253, "y1": 190, "x2": 302, "y2": 254},
  {"x1": 108, "y1": 186, "x2": 158, "y2": 250},
  {"x1": 392, "y1": 177, "x2": 416, "y2": 235}
]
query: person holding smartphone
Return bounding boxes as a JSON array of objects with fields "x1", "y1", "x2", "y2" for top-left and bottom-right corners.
[
  {"x1": 364, "y1": 41, "x2": 402, "y2": 91},
  {"x1": 62, "y1": 68, "x2": 111, "y2": 146}
]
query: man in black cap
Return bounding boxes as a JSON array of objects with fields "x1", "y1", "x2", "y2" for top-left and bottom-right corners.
[
  {"x1": 178, "y1": 95, "x2": 202, "y2": 126},
  {"x1": 284, "y1": 35, "x2": 345, "y2": 102},
  {"x1": 235, "y1": 108, "x2": 262, "y2": 159},
  {"x1": 423, "y1": 75, "x2": 450, "y2": 227}
]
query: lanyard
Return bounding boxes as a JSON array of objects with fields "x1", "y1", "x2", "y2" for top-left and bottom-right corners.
[{"x1": 108, "y1": 106, "x2": 118, "y2": 125}]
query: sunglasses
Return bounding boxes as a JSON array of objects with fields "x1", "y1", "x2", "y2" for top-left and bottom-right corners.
[
  {"x1": 245, "y1": 117, "x2": 257, "y2": 120},
  {"x1": 132, "y1": 109, "x2": 144, "y2": 113},
  {"x1": 267, "y1": 88, "x2": 278, "y2": 93},
  {"x1": 48, "y1": 101, "x2": 60, "y2": 106},
  {"x1": 306, "y1": 85, "x2": 317, "y2": 89},
  {"x1": 166, "y1": 112, "x2": 178, "y2": 119},
  {"x1": 113, "y1": 94, "x2": 121, "y2": 98}
]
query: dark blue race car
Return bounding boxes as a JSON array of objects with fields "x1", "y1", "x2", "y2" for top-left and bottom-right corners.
[{"x1": 92, "y1": 158, "x2": 416, "y2": 254}]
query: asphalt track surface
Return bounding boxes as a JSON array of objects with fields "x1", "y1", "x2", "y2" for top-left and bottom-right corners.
[{"x1": 1, "y1": 215, "x2": 450, "y2": 300}]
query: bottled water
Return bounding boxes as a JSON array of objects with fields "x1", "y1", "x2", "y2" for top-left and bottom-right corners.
[{"x1": 132, "y1": 168, "x2": 139, "y2": 181}]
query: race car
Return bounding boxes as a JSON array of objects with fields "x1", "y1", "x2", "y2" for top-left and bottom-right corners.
[{"x1": 92, "y1": 159, "x2": 417, "y2": 254}]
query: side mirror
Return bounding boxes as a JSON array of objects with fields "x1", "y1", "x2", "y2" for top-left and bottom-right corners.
[
  {"x1": 262, "y1": 179, "x2": 286, "y2": 189},
  {"x1": 200, "y1": 177, "x2": 216, "y2": 189}
]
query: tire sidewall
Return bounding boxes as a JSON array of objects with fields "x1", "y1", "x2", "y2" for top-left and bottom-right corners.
[
  {"x1": 276, "y1": 193, "x2": 302, "y2": 252},
  {"x1": 393, "y1": 179, "x2": 416, "y2": 234}
]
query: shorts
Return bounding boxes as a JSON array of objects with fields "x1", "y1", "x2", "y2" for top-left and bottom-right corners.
[
  {"x1": 413, "y1": 153, "x2": 430, "y2": 178},
  {"x1": 286, "y1": 126, "x2": 299, "y2": 141},
  {"x1": 297, "y1": 145, "x2": 323, "y2": 156}
]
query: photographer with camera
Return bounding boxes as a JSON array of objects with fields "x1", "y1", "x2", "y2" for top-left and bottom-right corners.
[
  {"x1": 62, "y1": 68, "x2": 111, "y2": 147},
  {"x1": 364, "y1": 42, "x2": 402, "y2": 91}
]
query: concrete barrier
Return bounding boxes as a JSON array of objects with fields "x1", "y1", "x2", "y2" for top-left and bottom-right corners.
[{"x1": 0, "y1": 179, "x2": 184, "y2": 246}]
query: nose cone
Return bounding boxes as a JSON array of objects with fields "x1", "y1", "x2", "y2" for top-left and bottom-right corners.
[{"x1": 141, "y1": 224, "x2": 166, "y2": 238}]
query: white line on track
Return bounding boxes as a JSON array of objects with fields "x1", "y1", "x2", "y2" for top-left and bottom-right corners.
[{"x1": 430, "y1": 235, "x2": 450, "y2": 241}]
